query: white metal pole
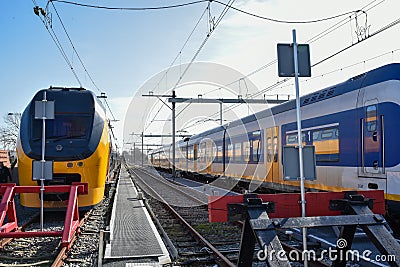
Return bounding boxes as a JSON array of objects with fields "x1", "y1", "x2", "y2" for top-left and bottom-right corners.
[
  {"x1": 293, "y1": 29, "x2": 308, "y2": 267},
  {"x1": 219, "y1": 102, "x2": 223, "y2": 125},
  {"x1": 141, "y1": 133, "x2": 144, "y2": 167},
  {"x1": 172, "y1": 90, "x2": 176, "y2": 178},
  {"x1": 40, "y1": 91, "x2": 47, "y2": 231}
]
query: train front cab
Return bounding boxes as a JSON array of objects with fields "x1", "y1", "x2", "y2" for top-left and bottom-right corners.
[{"x1": 17, "y1": 121, "x2": 110, "y2": 209}]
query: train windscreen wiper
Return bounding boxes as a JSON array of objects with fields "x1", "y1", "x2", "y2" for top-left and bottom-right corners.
[
  {"x1": 52, "y1": 134, "x2": 87, "y2": 141},
  {"x1": 32, "y1": 135, "x2": 65, "y2": 141}
]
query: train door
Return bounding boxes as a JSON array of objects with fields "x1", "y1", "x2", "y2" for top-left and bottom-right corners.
[
  {"x1": 266, "y1": 126, "x2": 279, "y2": 182},
  {"x1": 206, "y1": 140, "x2": 213, "y2": 173},
  {"x1": 360, "y1": 100, "x2": 386, "y2": 178},
  {"x1": 193, "y1": 144, "x2": 198, "y2": 172}
]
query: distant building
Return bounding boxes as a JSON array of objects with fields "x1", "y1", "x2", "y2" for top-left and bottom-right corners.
[{"x1": 0, "y1": 150, "x2": 10, "y2": 168}]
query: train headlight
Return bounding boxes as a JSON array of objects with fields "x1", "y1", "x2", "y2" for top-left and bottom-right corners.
[
  {"x1": 77, "y1": 162, "x2": 84, "y2": 167},
  {"x1": 67, "y1": 162, "x2": 73, "y2": 168}
]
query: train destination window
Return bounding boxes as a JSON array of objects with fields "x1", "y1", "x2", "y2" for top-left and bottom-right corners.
[
  {"x1": 321, "y1": 129, "x2": 334, "y2": 139},
  {"x1": 286, "y1": 133, "x2": 306, "y2": 145},
  {"x1": 366, "y1": 105, "x2": 377, "y2": 132},
  {"x1": 287, "y1": 134, "x2": 297, "y2": 144}
]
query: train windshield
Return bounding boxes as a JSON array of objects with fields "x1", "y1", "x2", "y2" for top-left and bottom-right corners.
[{"x1": 31, "y1": 115, "x2": 92, "y2": 141}]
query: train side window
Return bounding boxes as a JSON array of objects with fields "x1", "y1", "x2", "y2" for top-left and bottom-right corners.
[
  {"x1": 234, "y1": 142, "x2": 242, "y2": 162},
  {"x1": 216, "y1": 145, "x2": 223, "y2": 163},
  {"x1": 207, "y1": 142, "x2": 213, "y2": 163},
  {"x1": 227, "y1": 144, "x2": 233, "y2": 162},
  {"x1": 243, "y1": 141, "x2": 250, "y2": 162},
  {"x1": 199, "y1": 143, "x2": 205, "y2": 163},
  {"x1": 313, "y1": 126, "x2": 340, "y2": 162},
  {"x1": 273, "y1": 136, "x2": 278, "y2": 162},
  {"x1": 366, "y1": 105, "x2": 377, "y2": 132},
  {"x1": 189, "y1": 146, "x2": 194, "y2": 161}
]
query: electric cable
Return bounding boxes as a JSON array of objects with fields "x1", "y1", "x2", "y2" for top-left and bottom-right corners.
[{"x1": 50, "y1": 0, "x2": 208, "y2": 10}]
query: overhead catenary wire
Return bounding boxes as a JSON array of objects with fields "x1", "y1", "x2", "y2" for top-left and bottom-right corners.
[
  {"x1": 33, "y1": 0, "x2": 119, "y2": 138},
  {"x1": 50, "y1": 1, "x2": 102, "y2": 93},
  {"x1": 179, "y1": 1, "x2": 391, "y2": 130},
  {"x1": 213, "y1": 0, "x2": 362, "y2": 24},
  {"x1": 32, "y1": 0, "x2": 82, "y2": 86},
  {"x1": 53, "y1": 3, "x2": 117, "y2": 122},
  {"x1": 181, "y1": 14, "x2": 400, "y2": 132},
  {"x1": 144, "y1": 5, "x2": 210, "y2": 132},
  {"x1": 171, "y1": 0, "x2": 235, "y2": 89},
  {"x1": 272, "y1": 48, "x2": 400, "y2": 93},
  {"x1": 144, "y1": 0, "x2": 236, "y2": 135},
  {"x1": 51, "y1": 0, "x2": 209, "y2": 10},
  {"x1": 202, "y1": 0, "x2": 382, "y2": 97},
  {"x1": 37, "y1": 0, "x2": 395, "y2": 142},
  {"x1": 183, "y1": 32, "x2": 400, "y2": 132},
  {"x1": 312, "y1": 16, "x2": 400, "y2": 67},
  {"x1": 51, "y1": 0, "x2": 368, "y2": 25},
  {"x1": 50, "y1": 2, "x2": 118, "y2": 123}
]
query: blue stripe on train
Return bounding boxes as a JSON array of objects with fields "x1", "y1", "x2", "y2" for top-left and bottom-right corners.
[{"x1": 281, "y1": 102, "x2": 400, "y2": 168}]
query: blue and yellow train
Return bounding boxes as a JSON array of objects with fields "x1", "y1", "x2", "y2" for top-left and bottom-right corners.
[
  {"x1": 150, "y1": 63, "x2": 400, "y2": 216},
  {"x1": 17, "y1": 87, "x2": 111, "y2": 208}
]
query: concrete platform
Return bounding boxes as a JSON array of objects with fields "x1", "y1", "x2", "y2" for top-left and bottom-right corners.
[{"x1": 104, "y1": 169, "x2": 170, "y2": 265}]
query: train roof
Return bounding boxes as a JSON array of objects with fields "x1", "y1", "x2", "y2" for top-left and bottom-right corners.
[
  {"x1": 180, "y1": 63, "x2": 400, "y2": 143},
  {"x1": 31, "y1": 87, "x2": 106, "y2": 113}
]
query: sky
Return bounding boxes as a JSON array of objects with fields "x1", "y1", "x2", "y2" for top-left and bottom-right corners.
[{"x1": 1, "y1": 0, "x2": 400, "y2": 152}]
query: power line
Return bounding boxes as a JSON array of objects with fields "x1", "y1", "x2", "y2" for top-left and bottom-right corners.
[
  {"x1": 33, "y1": 0, "x2": 118, "y2": 139},
  {"x1": 144, "y1": 5, "x2": 210, "y2": 132},
  {"x1": 145, "y1": 1, "x2": 235, "y2": 132},
  {"x1": 50, "y1": 1, "x2": 102, "y2": 93},
  {"x1": 103, "y1": 98, "x2": 117, "y2": 122},
  {"x1": 49, "y1": 2, "x2": 118, "y2": 122},
  {"x1": 152, "y1": 6, "x2": 209, "y2": 95},
  {"x1": 200, "y1": 0, "x2": 381, "y2": 97},
  {"x1": 213, "y1": 0, "x2": 362, "y2": 24},
  {"x1": 32, "y1": 1, "x2": 82, "y2": 86},
  {"x1": 272, "y1": 48, "x2": 400, "y2": 93},
  {"x1": 181, "y1": 12, "x2": 400, "y2": 132},
  {"x1": 312, "y1": 16, "x2": 400, "y2": 67},
  {"x1": 172, "y1": 0, "x2": 235, "y2": 90},
  {"x1": 50, "y1": 0, "x2": 208, "y2": 10}
]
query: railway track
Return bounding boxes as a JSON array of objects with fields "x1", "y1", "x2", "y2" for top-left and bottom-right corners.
[
  {"x1": 0, "y1": 168, "x2": 119, "y2": 266},
  {"x1": 128, "y1": 166, "x2": 238, "y2": 266},
  {"x1": 0, "y1": 210, "x2": 92, "y2": 266},
  {"x1": 131, "y1": 166, "x2": 208, "y2": 206},
  {"x1": 136, "y1": 166, "x2": 390, "y2": 267}
]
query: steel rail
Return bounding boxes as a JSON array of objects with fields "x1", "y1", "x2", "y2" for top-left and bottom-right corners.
[
  {"x1": 0, "y1": 212, "x2": 40, "y2": 249},
  {"x1": 132, "y1": 167, "x2": 207, "y2": 206},
  {"x1": 51, "y1": 210, "x2": 92, "y2": 267},
  {"x1": 129, "y1": 167, "x2": 235, "y2": 267}
]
